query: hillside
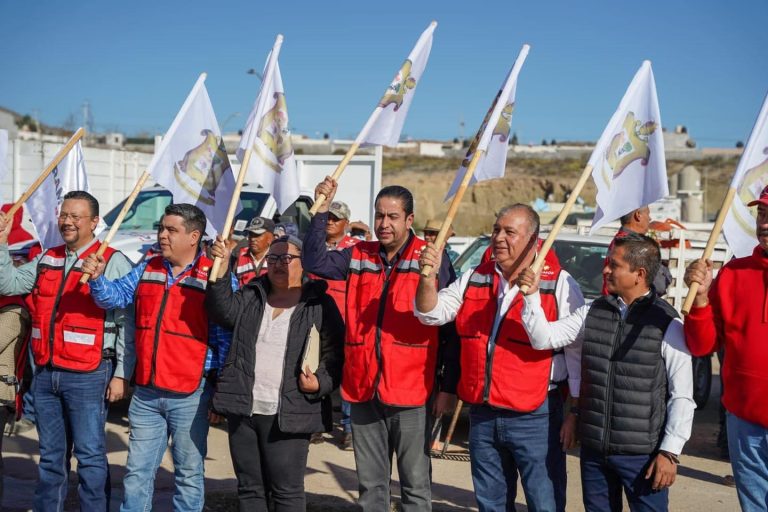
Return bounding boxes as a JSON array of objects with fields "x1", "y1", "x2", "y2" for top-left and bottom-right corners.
[{"x1": 382, "y1": 155, "x2": 740, "y2": 235}]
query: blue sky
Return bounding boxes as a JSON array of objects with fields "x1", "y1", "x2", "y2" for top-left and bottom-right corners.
[{"x1": 2, "y1": 0, "x2": 766, "y2": 147}]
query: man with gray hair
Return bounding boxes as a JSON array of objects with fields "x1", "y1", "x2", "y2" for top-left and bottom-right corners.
[{"x1": 415, "y1": 204, "x2": 585, "y2": 512}]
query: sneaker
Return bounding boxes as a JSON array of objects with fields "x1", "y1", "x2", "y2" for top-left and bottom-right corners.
[
  {"x1": 310, "y1": 432, "x2": 324, "y2": 444},
  {"x1": 341, "y1": 432, "x2": 353, "y2": 451}
]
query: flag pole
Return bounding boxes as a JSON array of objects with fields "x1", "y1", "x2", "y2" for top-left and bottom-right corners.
[
  {"x1": 79, "y1": 170, "x2": 152, "y2": 284},
  {"x1": 519, "y1": 163, "x2": 594, "y2": 294},
  {"x1": 308, "y1": 109, "x2": 384, "y2": 216},
  {"x1": 681, "y1": 186, "x2": 736, "y2": 314},
  {"x1": 6, "y1": 128, "x2": 86, "y2": 218},
  {"x1": 420, "y1": 149, "x2": 486, "y2": 277},
  {"x1": 209, "y1": 148, "x2": 253, "y2": 283}
]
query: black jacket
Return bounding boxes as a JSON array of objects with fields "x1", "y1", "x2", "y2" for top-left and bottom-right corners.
[{"x1": 205, "y1": 275, "x2": 344, "y2": 434}]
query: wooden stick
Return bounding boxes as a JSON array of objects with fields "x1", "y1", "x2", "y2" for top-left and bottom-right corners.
[
  {"x1": 209, "y1": 148, "x2": 253, "y2": 282},
  {"x1": 6, "y1": 128, "x2": 86, "y2": 218},
  {"x1": 80, "y1": 171, "x2": 151, "y2": 284},
  {"x1": 308, "y1": 106, "x2": 385, "y2": 216},
  {"x1": 440, "y1": 399, "x2": 464, "y2": 458},
  {"x1": 308, "y1": 140, "x2": 361, "y2": 216},
  {"x1": 520, "y1": 164, "x2": 593, "y2": 294},
  {"x1": 681, "y1": 186, "x2": 736, "y2": 314},
  {"x1": 420, "y1": 150, "x2": 486, "y2": 277}
]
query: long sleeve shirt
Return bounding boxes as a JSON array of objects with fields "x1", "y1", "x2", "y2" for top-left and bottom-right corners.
[
  {"x1": 88, "y1": 252, "x2": 236, "y2": 372},
  {"x1": 415, "y1": 263, "x2": 585, "y2": 396},
  {"x1": 0, "y1": 239, "x2": 134, "y2": 379},
  {"x1": 521, "y1": 292, "x2": 695, "y2": 455}
]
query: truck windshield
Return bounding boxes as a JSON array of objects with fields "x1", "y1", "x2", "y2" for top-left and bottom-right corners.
[{"x1": 103, "y1": 190, "x2": 271, "y2": 232}]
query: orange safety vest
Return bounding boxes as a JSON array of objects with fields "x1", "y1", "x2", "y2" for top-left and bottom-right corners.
[
  {"x1": 233, "y1": 247, "x2": 268, "y2": 287},
  {"x1": 343, "y1": 236, "x2": 439, "y2": 406},
  {"x1": 455, "y1": 259, "x2": 561, "y2": 412},
  {"x1": 134, "y1": 255, "x2": 211, "y2": 394},
  {"x1": 30, "y1": 242, "x2": 117, "y2": 372}
]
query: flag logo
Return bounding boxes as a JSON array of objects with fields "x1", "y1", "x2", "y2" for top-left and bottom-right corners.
[
  {"x1": 460, "y1": 91, "x2": 514, "y2": 169},
  {"x1": 602, "y1": 112, "x2": 657, "y2": 188},
  {"x1": 379, "y1": 59, "x2": 417, "y2": 111},
  {"x1": 173, "y1": 129, "x2": 231, "y2": 206},
  {"x1": 494, "y1": 103, "x2": 515, "y2": 143},
  {"x1": 254, "y1": 92, "x2": 293, "y2": 174},
  {"x1": 732, "y1": 149, "x2": 768, "y2": 233}
]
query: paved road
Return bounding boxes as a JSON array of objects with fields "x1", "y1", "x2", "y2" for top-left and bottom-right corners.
[{"x1": 2, "y1": 374, "x2": 740, "y2": 511}]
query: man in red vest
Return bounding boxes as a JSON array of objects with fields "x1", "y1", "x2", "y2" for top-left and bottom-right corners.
[
  {"x1": 684, "y1": 185, "x2": 768, "y2": 511},
  {"x1": 0, "y1": 191, "x2": 133, "y2": 511},
  {"x1": 415, "y1": 204, "x2": 585, "y2": 512},
  {"x1": 303, "y1": 178, "x2": 458, "y2": 511},
  {"x1": 230, "y1": 216, "x2": 275, "y2": 286},
  {"x1": 82, "y1": 203, "x2": 235, "y2": 512}
]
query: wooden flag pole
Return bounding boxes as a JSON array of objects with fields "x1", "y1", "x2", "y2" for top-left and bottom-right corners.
[
  {"x1": 681, "y1": 186, "x2": 737, "y2": 314},
  {"x1": 420, "y1": 150, "x2": 486, "y2": 277},
  {"x1": 209, "y1": 148, "x2": 254, "y2": 282},
  {"x1": 519, "y1": 163, "x2": 593, "y2": 294},
  {"x1": 79, "y1": 171, "x2": 151, "y2": 284},
  {"x1": 308, "y1": 109, "x2": 384, "y2": 216},
  {"x1": 6, "y1": 128, "x2": 86, "y2": 218}
]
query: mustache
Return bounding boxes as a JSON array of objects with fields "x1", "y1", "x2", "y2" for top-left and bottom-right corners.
[{"x1": 758, "y1": 229, "x2": 768, "y2": 237}]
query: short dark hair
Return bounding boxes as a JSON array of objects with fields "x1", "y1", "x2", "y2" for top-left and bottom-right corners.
[
  {"x1": 163, "y1": 203, "x2": 206, "y2": 237},
  {"x1": 497, "y1": 204, "x2": 540, "y2": 238},
  {"x1": 619, "y1": 211, "x2": 634, "y2": 226},
  {"x1": 63, "y1": 191, "x2": 99, "y2": 217},
  {"x1": 613, "y1": 233, "x2": 660, "y2": 288},
  {"x1": 376, "y1": 185, "x2": 414, "y2": 216}
]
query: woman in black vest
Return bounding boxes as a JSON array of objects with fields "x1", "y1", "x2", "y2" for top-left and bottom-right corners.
[{"x1": 206, "y1": 235, "x2": 344, "y2": 512}]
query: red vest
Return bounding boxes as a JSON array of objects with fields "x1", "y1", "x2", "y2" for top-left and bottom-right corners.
[
  {"x1": 30, "y1": 242, "x2": 117, "y2": 372},
  {"x1": 0, "y1": 295, "x2": 24, "y2": 309},
  {"x1": 316, "y1": 235, "x2": 359, "y2": 321},
  {"x1": 134, "y1": 255, "x2": 211, "y2": 394},
  {"x1": 233, "y1": 247, "x2": 268, "y2": 287},
  {"x1": 343, "y1": 236, "x2": 439, "y2": 406},
  {"x1": 455, "y1": 259, "x2": 561, "y2": 412}
]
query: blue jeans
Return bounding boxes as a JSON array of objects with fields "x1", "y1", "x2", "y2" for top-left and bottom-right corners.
[
  {"x1": 32, "y1": 359, "x2": 112, "y2": 512},
  {"x1": 120, "y1": 380, "x2": 212, "y2": 512},
  {"x1": 580, "y1": 446, "x2": 668, "y2": 512},
  {"x1": 727, "y1": 412, "x2": 768, "y2": 511},
  {"x1": 468, "y1": 390, "x2": 565, "y2": 512},
  {"x1": 341, "y1": 399, "x2": 352, "y2": 433},
  {"x1": 22, "y1": 342, "x2": 37, "y2": 421}
]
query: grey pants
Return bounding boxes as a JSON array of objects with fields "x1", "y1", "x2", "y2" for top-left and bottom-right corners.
[{"x1": 350, "y1": 399, "x2": 432, "y2": 512}]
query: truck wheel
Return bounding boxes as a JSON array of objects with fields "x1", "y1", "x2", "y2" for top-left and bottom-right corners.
[{"x1": 692, "y1": 355, "x2": 712, "y2": 409}]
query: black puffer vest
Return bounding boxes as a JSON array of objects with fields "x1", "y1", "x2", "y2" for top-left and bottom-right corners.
[{"x1": 579, "y1": 291, "x2": 678, "y2": 455}]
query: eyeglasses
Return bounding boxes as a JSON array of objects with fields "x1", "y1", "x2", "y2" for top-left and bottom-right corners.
[
  {"x1": 57, "y1": 213, "x2": 92, "y2": 223},
  {"x1": 266, "y1": 254, "x2": 301, "y2": 265}
]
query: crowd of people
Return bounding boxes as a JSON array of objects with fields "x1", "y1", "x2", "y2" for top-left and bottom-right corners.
[{"x1": 0, "y1": 179, "x2": 766, "y2": 512}]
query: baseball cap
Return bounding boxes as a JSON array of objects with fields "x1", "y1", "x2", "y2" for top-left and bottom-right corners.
[
  {"x1": 328, "y1": 201, "x2": 351, "y2": 220},
  {"x1": 747, "y1": 185, "x2": 768, "y2": 207},
  {"x1": 245, "y1": 217, "x2": 276, "y2": 235}
]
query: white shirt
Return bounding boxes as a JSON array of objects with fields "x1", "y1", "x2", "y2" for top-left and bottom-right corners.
[
  {"x1": 521, "y1": 291, "x2": 695, "y2": 455},
  {"x1": 414, "y1": 264, "x2": 585, "y2": 397},
  {"x1": 252, "y1": 304, "x2": 296, "y2": 415}
]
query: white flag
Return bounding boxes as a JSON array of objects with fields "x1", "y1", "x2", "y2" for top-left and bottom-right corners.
[
  {"x1": 723, "y1": 91, "x2": 768, "y2": 258},
  {"x1": 238, "y1": 35, "x2": 298, "y2": 214},
  {"x1": 589, "y1": 61, "x2": 668, "y2": 233},
  {"x1": 148, "y1": 73, "x2": 237, "y2": 236},
  {"x1": 446, "y1": 45, "x2": 530, "y2": 200},
  {"x1": 357, "y1": 21, "x2": 436, "y2": 147},
  {"x1": 0, "y1": 129, "x2": 8, "y2": 187},
  {"x1": 26, "y1": 139, "x2": 100, "y2": 249}
]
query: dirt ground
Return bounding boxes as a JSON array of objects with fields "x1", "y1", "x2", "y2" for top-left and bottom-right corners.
[{"x1": 2, "y1": 360, "x2": 740, "y2": 511}]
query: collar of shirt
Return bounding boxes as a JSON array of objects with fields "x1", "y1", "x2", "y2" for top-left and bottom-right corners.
[
  {"x1": 616, "y1": 290, "x2": 651, "y2": 319},
  {"x1": 65, "y1": 237, "x2": 99, "y2": 259},
  {"x1": 378, "y1": 231, "x2": 414, "y2": 268},
  {"x1": 163, "y1": 250, "x2": 203, "y2": 287}
]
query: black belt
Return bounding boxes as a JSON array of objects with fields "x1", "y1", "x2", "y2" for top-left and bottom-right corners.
[{"x1": 102, "y1": 348, "x2": 116, "y2": 360}]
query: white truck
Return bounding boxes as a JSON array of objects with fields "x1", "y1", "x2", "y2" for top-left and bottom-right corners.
[{"x1": 101, "y1": 152, "x2": 382, "y2": 263}]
